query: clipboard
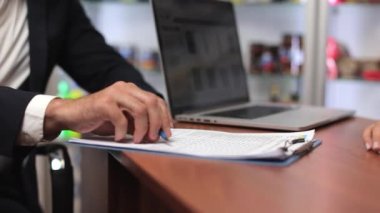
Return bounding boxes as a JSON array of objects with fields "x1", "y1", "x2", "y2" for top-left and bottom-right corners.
[
  {"x1": 67, "y1": 139, "x2": 321, "y2": 167},
  {"x1": 68, "y1": 129, "x2": 322, "y2": 167}
]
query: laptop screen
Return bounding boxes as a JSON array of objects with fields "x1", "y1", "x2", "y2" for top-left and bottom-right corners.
[{"x1": 153, "y1": 0, "x2": 249, "y2": 116}]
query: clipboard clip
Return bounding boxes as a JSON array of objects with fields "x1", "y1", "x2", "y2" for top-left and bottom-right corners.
[{"x1": 281, "y1": 138, "x2": 320, "y2": 156}]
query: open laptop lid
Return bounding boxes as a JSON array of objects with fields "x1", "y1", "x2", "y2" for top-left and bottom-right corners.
[{"x1": 152, "y1": 0, "x2": 250, "y2": 117}]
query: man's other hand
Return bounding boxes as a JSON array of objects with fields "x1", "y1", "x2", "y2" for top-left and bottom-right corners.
[{"x1": 363, "y1": 121, "x2": 380, "y2": 153}]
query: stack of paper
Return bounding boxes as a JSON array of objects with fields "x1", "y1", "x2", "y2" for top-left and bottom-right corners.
[{"x1": 69, "y1": 128, "x2": 317, "y2": 160}]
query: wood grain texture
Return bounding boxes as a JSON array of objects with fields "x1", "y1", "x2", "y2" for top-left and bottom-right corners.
[{"x1": 108, "y1": 117, "x2": 380, "y2": 213}]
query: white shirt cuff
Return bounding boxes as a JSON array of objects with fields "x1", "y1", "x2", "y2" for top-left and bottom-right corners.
[{"x1": 18, "y1": 95, "x2": 57, "y2": 145}]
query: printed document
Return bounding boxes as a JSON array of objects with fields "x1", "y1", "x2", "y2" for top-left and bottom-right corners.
[{"x1": 69, "y1": 129, "x2": 315, "y2": 160}]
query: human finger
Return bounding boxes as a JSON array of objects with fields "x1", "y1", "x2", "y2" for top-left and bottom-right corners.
[
  {"x1": 371, "y1": 123, "x2": 380, "y2": 152},
  {"x1": 118, "y1": 83, "x2": 163, "y2": 141},
  {"x1": 118, "y1": 99, "x2": 149, "y2": 143},
  {"x1": 104, "y1": 103, "x2": 128, "y2": 141},
  {"x1": 136, "y1": 92, "x2": 162, "y2": 141},
  {"x1": 158, "y1": 98, "x2": 172, "y2": 139},
  {"x1": 363, "y1": 124, "x2": 374, "y2": 151},
  {"x1": 130, "y1": 104, "x2": 149, "y2": 143},
  {"x1": 108, "y1": 82, "x2": 150, "y2": 143}
]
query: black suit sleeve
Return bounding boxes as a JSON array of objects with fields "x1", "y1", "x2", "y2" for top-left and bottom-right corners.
[
  {"x1": 0, "y1": 87, "x2": 36, "y2": 157},
  {"x1": 58, "y1": 0, "x2": 159, "y2": 95}
]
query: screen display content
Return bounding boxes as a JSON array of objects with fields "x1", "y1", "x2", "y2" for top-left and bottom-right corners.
[{"x1": 153, "y1": 0, "x2": 249, "y2": 115}]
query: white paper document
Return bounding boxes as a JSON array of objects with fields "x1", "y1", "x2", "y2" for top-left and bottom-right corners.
[{"x1": 69, "y1": 128, "x2": 316, "y2": 160}]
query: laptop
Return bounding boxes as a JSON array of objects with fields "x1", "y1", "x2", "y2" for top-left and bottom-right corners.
[{"x1": 151, "y1": 0, "x2": 354, "y2": 131}]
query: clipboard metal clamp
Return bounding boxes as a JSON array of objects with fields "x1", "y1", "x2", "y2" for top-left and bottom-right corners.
[{"x1": 282, "y1": 139, "x2": 321, "y2": 156}]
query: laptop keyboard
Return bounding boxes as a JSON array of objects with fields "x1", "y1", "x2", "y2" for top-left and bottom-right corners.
[{"x1": 205, "y1": 105, "x2": 292, "y2": 119}]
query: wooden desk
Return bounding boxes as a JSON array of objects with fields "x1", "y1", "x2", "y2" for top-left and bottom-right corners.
[{"x1": 81, "y1": 117, "x2": 380, "y2": 212}]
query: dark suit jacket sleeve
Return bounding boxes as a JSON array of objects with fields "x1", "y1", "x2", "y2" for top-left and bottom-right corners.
[
  {"x1": 0, "y1": 87, "x2": 36, "y2": 157},
  {"x1": 58, "y1": 0, "x2": 159, "y2": 95}
]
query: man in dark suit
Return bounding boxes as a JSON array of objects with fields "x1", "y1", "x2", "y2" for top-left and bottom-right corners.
[{"x1": 0, "y1": 0, "x2": 172, "y2": 212}]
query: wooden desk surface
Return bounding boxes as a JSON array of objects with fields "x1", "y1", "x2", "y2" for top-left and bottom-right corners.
[{"x1": 109, "y1": 117, "x2": 380, "y2": 212}]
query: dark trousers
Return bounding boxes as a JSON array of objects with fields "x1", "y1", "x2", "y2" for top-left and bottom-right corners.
[
  {"x1": 0, "y1": 197, "x2": 30, "y2": 213},
  {"x1": 0, "y1": 146, "x2": 40, "y2": 213}
]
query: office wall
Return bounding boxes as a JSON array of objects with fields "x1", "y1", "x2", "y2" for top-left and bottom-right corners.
[
  {"x1": 328, "y1": 4, "x2": 380, "y2": 59},
  {"x1": 82, "y1": 2, "x2": 305, "y2": 70},
  {"x1": 325, "y1": 80, "x2": 380, "y2": 119},
  {"x1": 82, "y1": 2, "x2": 380, "y2": 65}
]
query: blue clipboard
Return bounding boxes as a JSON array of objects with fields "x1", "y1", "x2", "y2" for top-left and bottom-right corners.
[{"x1": 67, "y1": 139, "x2": 322, "y2": 167}]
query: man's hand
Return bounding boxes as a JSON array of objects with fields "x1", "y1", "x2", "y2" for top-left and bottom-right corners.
[
  {"x1": 363, "y1": 121, "x2": 380, "y2": 153},
  {"x1": 44, "y1": 81, "x2": 173, "y2": 143}
]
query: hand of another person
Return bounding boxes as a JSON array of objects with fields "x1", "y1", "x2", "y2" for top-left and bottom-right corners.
[
  {"x1": 363, "y1": 121, "x2": 380, "y2": 153},
  {"x1": 44, "y1": 81, "x2": 173, "y2": 143}
]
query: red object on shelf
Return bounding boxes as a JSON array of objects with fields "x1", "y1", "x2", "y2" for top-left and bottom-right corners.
[
  {"x1": 327, "y1": 58, "x2": 338, "y2": 79},
  {"x1": 326, "y1": 37, "x2": 341, "y2": 79},
  {"x1": 329, "y1": 0, "x2": 345, "y2": 6},
  {"x1": 362, "y1": 70, "x2": 380, "y2": 81},
  {"x1": 326, "y1": 37, "x2": 341, "y2": 60}
]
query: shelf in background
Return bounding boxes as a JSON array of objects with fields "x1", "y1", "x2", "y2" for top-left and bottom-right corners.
[
  {"x1": 328, "y1": 78, "x2": 380, "y2": 84},
  {"x1": 329, "y1": 0, "x2": 380, "y2": 6},
  {"x1": 249, "y1": 73, "x2": 301, "y2": 80},
  {"x1": 230, "y1": 0, "x2": 305, "y2": 6},
  {"x1": 138, "y1": 71, "x2": 302, "y2": 103}
]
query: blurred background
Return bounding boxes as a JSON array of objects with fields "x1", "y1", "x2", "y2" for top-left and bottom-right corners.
[
  {"x1": 48, "y1": 0, "x2": 380, "y2": 119},
  {"x1": 40, "y1": 0, "x2": 380, "y2": 212}
]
